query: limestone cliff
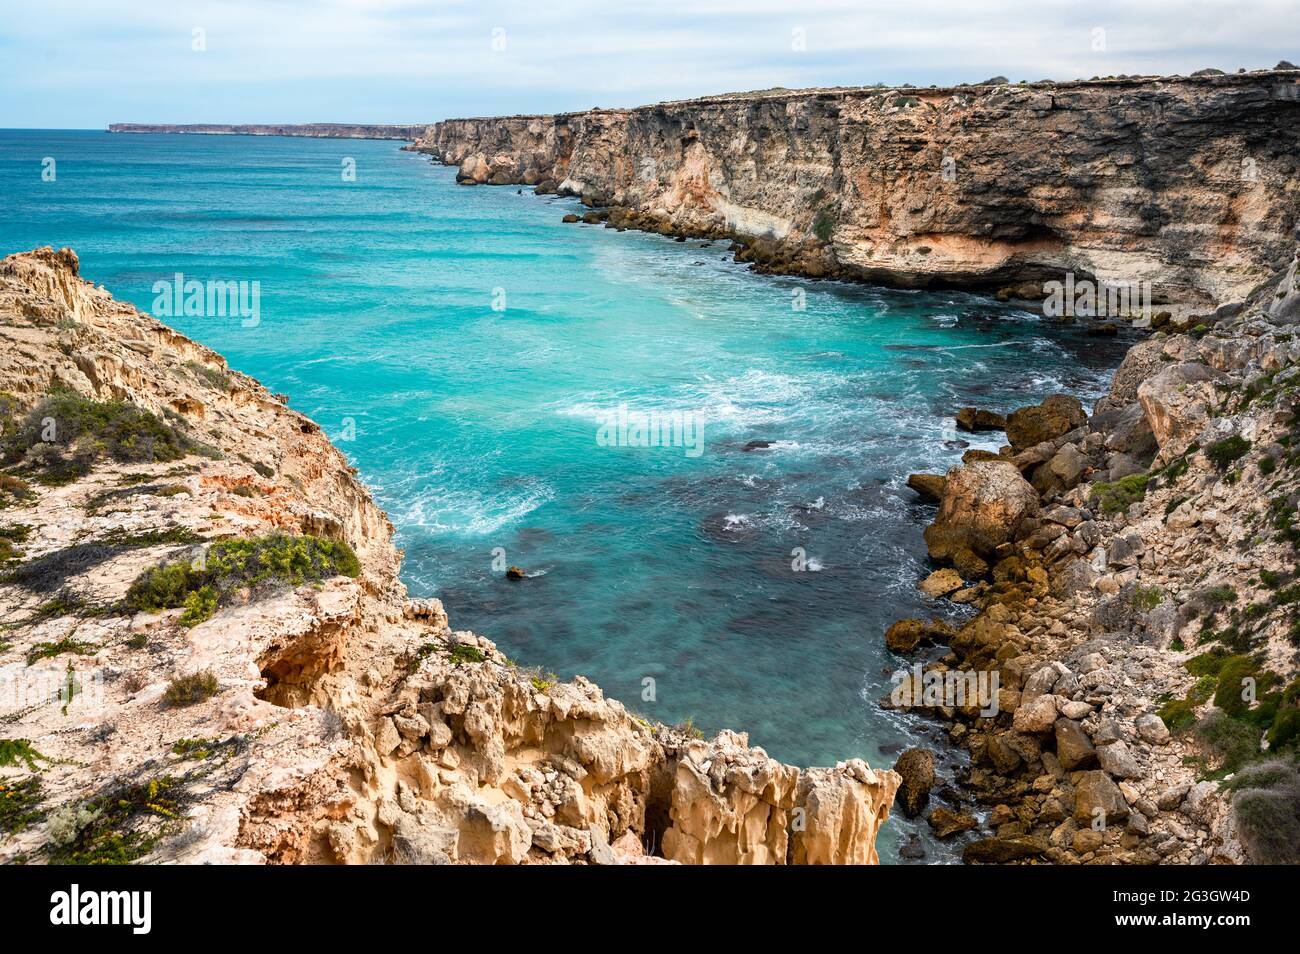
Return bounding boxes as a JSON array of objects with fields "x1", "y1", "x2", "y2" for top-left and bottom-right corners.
[
  {"x1": 0, "y1": 248, "x2": 898, "y2": 865},
  {"x1": 416, "y1": 70, "x2": 1300, "y2": 307}
]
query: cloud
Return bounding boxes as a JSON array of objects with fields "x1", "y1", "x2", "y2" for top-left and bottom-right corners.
[{"x1": 0, "y1": 0, "x2": 1296, "y2": 127}]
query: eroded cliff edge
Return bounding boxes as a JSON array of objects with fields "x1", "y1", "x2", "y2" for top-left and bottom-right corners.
[
  {"x1": 0, "y1": 248, "x2": 899, "y2": 865},
  {"x1": 415, "y1": 70, "x2": 1300, "y2": 308}
]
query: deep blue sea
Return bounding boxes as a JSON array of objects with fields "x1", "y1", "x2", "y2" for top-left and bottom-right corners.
[{"x1": 0, "y1": 129, "x2": 1130, "y2": 861}]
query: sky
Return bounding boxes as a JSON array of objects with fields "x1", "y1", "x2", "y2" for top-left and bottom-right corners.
[{"x1": 1, "y1": 0, "x2": 1297, "y2": 128}]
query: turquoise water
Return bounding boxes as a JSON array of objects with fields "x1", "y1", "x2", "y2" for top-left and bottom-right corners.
[{"x1": 0, "y1": 130, "x2": 1130, "y2": 861}]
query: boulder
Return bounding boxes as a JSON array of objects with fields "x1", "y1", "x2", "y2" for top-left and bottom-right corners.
[
  {"x1": 1031, "y1": 442, "x2": 1090, "y2": 495},
  {"x1": 1005, "y1": 395, "x2": 1087, "y2": 452},
  {"x1": 893, "y1": 748, "x2": 936, "y2": 817},
  {"x1": 1137, "y1": 362, "x2": 1227, "y2": 462},
  {"x1": 956, "y1": 407, "x2": 1006, "y2": 432},
  {"x1": 927, "y1": 806, "x2": 978, "y2": 838},
  {"x1": 918, "y1": 568, "x2": 964, "y2": 598},
  {"x1": 923, "y1": 461, "x2": 1039, "y2": 575},
  {"x1": 1097, "y1": 740, "x2": 1143, "y2": 780},
  {"x1": 1012, "y1": 693, "x2": 1059, "y2": 734},
  {"x1": 962, "y1": 835, "x2": 1047, "y2": 863},
  {"x1": 1073, "y1": 770, "x2": 1129, "y2": 825},
  {"x1": 561, "y1": 213, "x2": 580, "y2": 223},
  {"x1": 906, "y1": 472, "x2": 946, "y2": 502},
  {"x1": 1135, "y1": 713, "x2": 1171, "y2": 745},
  {"x1": 884, "y1": 618, "x2": 954, "y2": 653},
  {"x1": 1055, "y1": 717, "x2": 1097, "y2": 770}
]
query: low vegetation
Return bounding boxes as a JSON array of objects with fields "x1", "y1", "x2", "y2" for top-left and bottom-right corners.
[
  {"x1": 125, "y1": 532, "x2": 360, "y2": 627},
  {"x1": 1090, "y1": 473, "x2": 1150, "y2": 514},
  {"x1": 163, "y1": 671, "x2": 219, "y2": 707},
  {"x1": 1, "y1": 391, "x2": 207, "y2": 487}
]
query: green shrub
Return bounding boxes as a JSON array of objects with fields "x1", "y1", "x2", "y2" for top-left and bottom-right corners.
[
  {"x1": 1090, "y1": 474, "x2": 1150, "y2": 514},
  {"x1": 1205, "y1": 435, "x2": 1250, "y2": 469},
  {"x1": 1, "y1": 393, "x2": 201, "y2": 486},
  {"x1": 1229, "y1": 762, "x2": 1300, "y2": 864},
  {"x1": 125, "y1": 532, "x2": 360, "y2": 625},
  {"x1": 1205, "y1": 584, "x2": 1237, "y2": 606},
  {"x1": 0, "y1": 473, "x2": 33, "y2": 507},
  {"x1": 1134, "y1": 585, "x2": 1164, "y2": 611},
  {"x1": 164, "y1": 671, "x2": 218, "y2": 707},
  {"x1": 0, "y1": 738, "x2": 49, "y2": 771},
  {"x1": 26, "y1": 636, "x2": 97, "y2": 666},
  {"x1": 179, "y1": 586, "x2": 218, "y2": 627},
  {"x1": 1192, "y1": 710, "x2": 1260, "y2": 773},
  {"x1": 184, "y1": 360, "x2": 231, "y2": 392},
  {"x1": 812, "y1": 210, "x2": 835, "y2": 243},
  {"x1": 448, "y1": 643, "x2": 486, "y2": 665},
  {"x1": 0, "y1": 775, "x2": 44, "y2": 834},
  {"x1": 1213, "y1": 656, "x2": 1258, "y2": 717},
  {"x1": 48, "y1": 775, "x2": 180, "y2": 864}
]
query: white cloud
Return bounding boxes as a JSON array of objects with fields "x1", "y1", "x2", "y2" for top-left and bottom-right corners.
[{"x1": 0, "y1": 0, "x2": 1296, "y2": 127}]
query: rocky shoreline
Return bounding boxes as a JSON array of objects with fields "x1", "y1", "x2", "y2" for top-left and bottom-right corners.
[
  {"x1": 884, "y1": 245, "x2": 1300, "y2": 864},
  {"x1": 414, "y1": 68, "x2": 1300, "y2": 309},
  {"x1": 0, "y1": 247, "x2": 899, "y2": 865}
]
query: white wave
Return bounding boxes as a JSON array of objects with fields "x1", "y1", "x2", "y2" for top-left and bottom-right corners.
[{"x1": 396, "y1": 482, "x2": 554, "y2": 537}]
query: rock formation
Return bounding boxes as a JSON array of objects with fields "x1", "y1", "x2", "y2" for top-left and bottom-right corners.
[
  {"x1": 415, "y1": 70, "x2": 1300, "y2": 307},
  {"x1": 891, "y1": 241, "x2": 1300, "y2": 864},
  {"x1": 0, "y1": 248, "x2": 898, "y2": 865}
]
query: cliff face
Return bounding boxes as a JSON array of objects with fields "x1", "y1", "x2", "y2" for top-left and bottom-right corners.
[
  {"x1": 417, "y1": 71, "x2": 1300, "y2": 307},
  {"x1": 0, "y1": 248, "x2": 898, "y2": 865},
  {"x1": 109, "y1": 123, "x2": 429, "y2": 141}
]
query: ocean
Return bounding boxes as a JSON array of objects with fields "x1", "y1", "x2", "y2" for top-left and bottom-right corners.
[{"x1": 0, "y1": 128, "x2": 1131, "y2": 860}]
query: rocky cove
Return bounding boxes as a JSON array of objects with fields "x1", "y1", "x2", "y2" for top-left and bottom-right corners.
[
  {"x1": 1, "y1": 66, "x2": 1298, "y2": 867},
  {"x1": 405, "y1": 67, "x2": 1300, "y2": 864},
  {"x1": 0, "y1": 247, "x2": 901, "y2": 864}
]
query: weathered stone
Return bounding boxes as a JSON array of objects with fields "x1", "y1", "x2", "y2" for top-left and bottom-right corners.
[
  {"x1": 1055, "y1": 718, "x2": 1097, "y2": 770},
  {"x1": 1073, "y1": 770, "x2": 1130, "y2": 825},
  {"x1": 927, "y1": 806, "x2": 978, "y2": 838},
  {"x1": 906, "y1": 472, "x2": 946, "y2": 502},
  {"x1": 1005, "y1": 395, "x2": 1087, "y2": 452},
  {"x1": 893, "y1": 748, "x2": 937, "y2": 817},
  {"x1": 918, "y1": 568, "x2": 964, "y2": 598},
  {"x1": 956, "y1": 407, "x2": 1006, "y2": 432},
  {"x1": 1135, "y1": 713, "x2": 1170, "y2": 745},
  {"x1": 924, "y1": 461, "x2": 1039, "y2": 573}
]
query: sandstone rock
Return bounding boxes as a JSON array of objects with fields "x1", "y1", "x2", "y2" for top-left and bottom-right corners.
[
  {"x1": 918, "y1": 568, "x2": 964, "y2": 598},
  {"x1": 1005, "y1": 395, "x2": 1087, "y2": 453},
  {"x1": 1012, "y1": 693, "x2": 1058, "y2": 734},
  {"x1": 1138, "y1": 362, "x2": 1227, "y2": 461},
  {"x1": 962, "y1": 835, "x2": 1047, "y2": 864},
  {"x1": 923, "y1": 461, "x2": 1039, "y2": 574},
  {"x1": 1073, "y1": 770, "x2": 1129, "y2": 825},
  {"x1": 1097, "y1": 740, "x2": 1143, "y2": 779},
  {"x1": 956, "y1": 407, "x2": 1006, "y2": 432},
  {"x1": 884, "y1": 618, "x2": 954, "y2": 653},
  {"x1": 927, "y1": 806, "x2": 978, "y2": 838},
  {"x1": 906, "y1": 472, "x2": 946, "y2": 502},
  {"x1": 893, "y1": 748, "x2": 936, "y2": 817},
  {"x1": 792, "y1": 761, "x2": 901, "y2": 865},
  {"x1": 1135, "y1": 713, "x2": 1171, "y2": 745},
  {"x1": 1055, "y1": 718, "x2": 1097, "y2": 770}
]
